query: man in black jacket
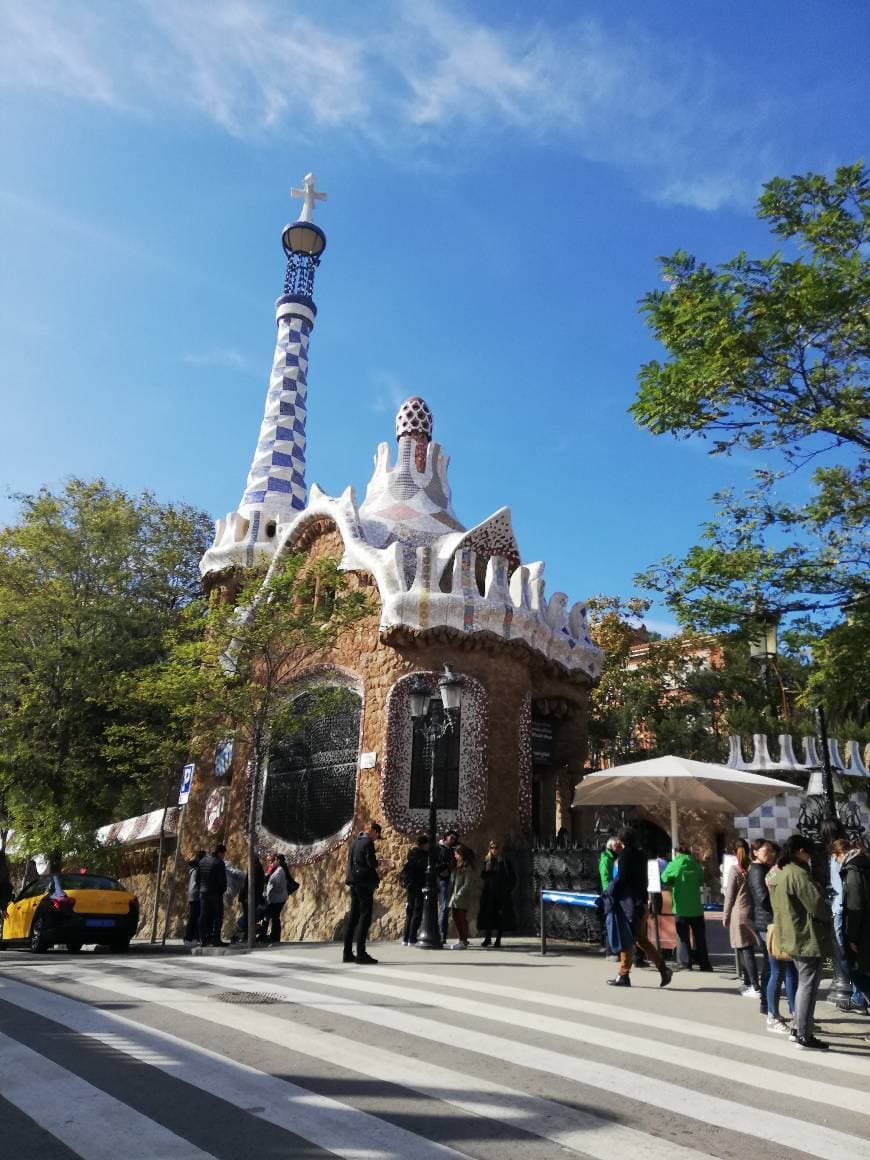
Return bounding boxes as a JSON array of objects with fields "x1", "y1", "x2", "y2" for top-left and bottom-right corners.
[
  {"x1": 198, "y1": 844, "x2": 228, "y2": 947},
  {"x1": 343, "y1": 822, "x2": 382, "y2": 964}
]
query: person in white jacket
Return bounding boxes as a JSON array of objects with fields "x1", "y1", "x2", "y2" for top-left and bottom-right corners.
[{"x1": 264, "y1": 854, "x2": 291, "y2": 945}]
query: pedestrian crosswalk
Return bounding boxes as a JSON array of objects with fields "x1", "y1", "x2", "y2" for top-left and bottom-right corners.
[{"x1": 1, "y1": 945, "x2": 869, "y2": 1160}]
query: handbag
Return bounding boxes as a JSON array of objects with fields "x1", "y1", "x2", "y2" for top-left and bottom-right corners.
[{"x1": 767, "y1": 923, "x2": 791, "y2": 961}]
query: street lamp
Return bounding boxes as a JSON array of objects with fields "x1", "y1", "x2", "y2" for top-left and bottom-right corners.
[
  {"x1": 408, "y1": 665, "x2": 465, "y2": 949},
  {"x1": 748, "y1": 609, "x2": 780, "y2": 718},
  {"x1": 797, "y1": 705, "x2": 855, "y2": 1006}
]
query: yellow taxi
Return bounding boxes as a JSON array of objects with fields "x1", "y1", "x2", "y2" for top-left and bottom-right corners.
[{"x1": 1, "y1": 871, "x2": 139, "y2": 953}]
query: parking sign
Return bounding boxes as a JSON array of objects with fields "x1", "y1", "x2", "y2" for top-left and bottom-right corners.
[{"x1": 178, "y1": 763, "x2": 194, "y2": 805}]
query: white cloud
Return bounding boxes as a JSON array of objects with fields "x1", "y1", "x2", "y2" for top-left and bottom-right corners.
[
  {"x1": 0, "y1": 0, "x2": 782, "y2": 210},
  {"x1": 368, "y1": 369, "x2": 411, "y2": 415},
  {"x1": 182, "y1": 347, "x2": 251, "y2": 370}
]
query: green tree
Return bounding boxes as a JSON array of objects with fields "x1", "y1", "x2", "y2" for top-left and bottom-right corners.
[
  {"x1": 586, "y1": 597, "x2": 814, "y2": 768},
  {"x1": 0, "y1": 479, "x2": 213, "y2": 866},
  {"x1": 631, "y1": 163, "x2": 869, "y2": 723},
  {"x1": 131, "y1": 550, "x2": 371, "y2": 946}
]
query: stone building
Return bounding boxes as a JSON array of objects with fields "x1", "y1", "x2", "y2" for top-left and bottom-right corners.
[{"x1": 174, "y1": 178, "x2": 604, "y2": 942}]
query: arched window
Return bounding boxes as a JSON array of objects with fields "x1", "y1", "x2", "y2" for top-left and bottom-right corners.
[
  {"x1": 409, "y1": 701, "x2": 460, "y2": 810},
  {"x1": 262, "y1": 688, "x2": 361, "y2": 846}
]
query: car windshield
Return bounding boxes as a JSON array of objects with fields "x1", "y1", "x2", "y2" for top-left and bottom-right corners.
[{"x1": 59, "y1": 874, "x2": 127, "y2": 893}]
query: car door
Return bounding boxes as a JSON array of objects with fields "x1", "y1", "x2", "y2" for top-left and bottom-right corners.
[{"x1": 6, "y1": 876, "x2": 50, "y2": 940}]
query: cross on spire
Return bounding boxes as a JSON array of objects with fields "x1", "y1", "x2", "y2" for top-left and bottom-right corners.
[{"x1": 291, "y1": 172, "x2": 327, "y2": 223}]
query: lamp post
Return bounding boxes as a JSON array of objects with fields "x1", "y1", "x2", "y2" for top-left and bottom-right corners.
[
  {"x1": 408, "y1": 665, "x2": 465, "y2": 949},
  {"x1": 797, "y1": 705, "x2": 854, "y2": 1006},
  {"x1": 748, "y1": 610, "x2": 780, "y2": 719}
]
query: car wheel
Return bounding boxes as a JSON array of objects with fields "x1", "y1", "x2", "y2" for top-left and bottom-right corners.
[
  {"x1": 29, "y1": 917, "x2": 50, "y2": 953},
  {"x1": 66, "y1": 941, "x2": 83, "y2": 954}
]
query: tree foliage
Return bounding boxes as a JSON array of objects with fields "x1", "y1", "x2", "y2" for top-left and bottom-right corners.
[
  {"x1": 0, "y1": 480, "x2": 213, "y2": 865},
  {"x1": 586, "y1": 596, "x2": 816, "y2": 769},
  {"x1": 631, "y1": 163, "x2": 869, "y2": 723},
  {"x1": 131, "y1": 552, "x2": 372, "y2": 782}
]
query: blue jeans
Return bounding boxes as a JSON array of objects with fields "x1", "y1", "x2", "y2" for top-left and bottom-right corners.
[
  {"x1": 767, "y1": 950, "x2": 798, "y2": 1017},
  {"x1": 835, "y1": 909, "x2": 869, "y2": 1006},
  {"x1": 438, "y1": 878, "x2": 450, "y2": 941}
]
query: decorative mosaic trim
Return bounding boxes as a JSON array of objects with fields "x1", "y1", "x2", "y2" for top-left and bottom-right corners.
[
  {"x1": 255, "y1": 664, "x2": 364, "y2": 865},
  {"x1": 734, "y1": 790, "x2": 869, "y2": 843},
  {"x1": 517, "y1": 692, "x2": 533, "y2": 833},
  {"x1": 96, "y1": 807, "x2": 180, "y2": 847},
  {"x1": 381, "y1": 671, "x2": 488, "y2": 836}
]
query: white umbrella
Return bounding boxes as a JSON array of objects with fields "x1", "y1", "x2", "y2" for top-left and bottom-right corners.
[{"x1": 571, "y1": 755, "x2": 794, "y2": 848}]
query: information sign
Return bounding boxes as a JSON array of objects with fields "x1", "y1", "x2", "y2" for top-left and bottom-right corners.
[{"x1": 178, "y1": 763, "x2": 194, "y2": 805}]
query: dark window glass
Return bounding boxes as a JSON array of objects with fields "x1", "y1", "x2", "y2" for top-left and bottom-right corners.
[
  {"x1": 18, "y1": 876, "x2": 50, "y2": 901},
  {"x1": 59, "y1": 874, "x2": 126, "y2": 892},
  {"x1": 263, "y1": 689, "x2": 361, "y2": 846},
  {"x1": 409, "y1": 702, "x2": 460, "y2": 810}
]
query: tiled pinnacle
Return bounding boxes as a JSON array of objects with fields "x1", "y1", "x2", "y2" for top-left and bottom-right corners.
[{"x1": 240, "y1": 313, "x2": 310, "y2": 516}]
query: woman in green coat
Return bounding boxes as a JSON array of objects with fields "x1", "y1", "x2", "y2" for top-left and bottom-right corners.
[
  {"x1": 768, "y1": 834, "x2": 832, "y2": 1051},
  {"x1": 448, "y1": 845, "x2": 476, "y2": 949}
]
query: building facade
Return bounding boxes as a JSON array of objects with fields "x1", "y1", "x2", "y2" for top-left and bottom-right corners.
[{"x1": 175, "y1": 179, "x2": 603, "y2": 940}]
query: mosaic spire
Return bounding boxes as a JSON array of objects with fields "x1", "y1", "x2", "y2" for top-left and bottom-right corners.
[
  {"x1": 238, "y1": 176, "x2": 328, "y2": 526},
  {"x1": 200, "y1": 175, "x2": 328, "y2": 578}
]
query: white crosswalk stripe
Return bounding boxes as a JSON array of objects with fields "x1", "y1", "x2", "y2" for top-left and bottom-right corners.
[
  {"x1": 4, "y1": 947, "x2": 870, "y2": 1160},
  {"x1": 1, "y1": 968, "x2": 712, "y2": 1160},
  {"x1": 97, "y1": 952, "x2": 870, "y2": 1160},
  {"x1": 0, "y1": 1028, "x2": 219, "y2": 1160}
]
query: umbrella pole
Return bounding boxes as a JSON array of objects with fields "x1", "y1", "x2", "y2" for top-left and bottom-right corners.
[{"x1": 669, "y1": 800, "x2": 679, "y2": 853}]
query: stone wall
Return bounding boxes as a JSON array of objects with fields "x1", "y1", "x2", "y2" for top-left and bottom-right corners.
[{"x1": 173, "y1": 526, "x2": 593, "y2": 945}]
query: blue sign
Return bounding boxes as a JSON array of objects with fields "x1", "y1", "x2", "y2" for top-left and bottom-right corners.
[
  {"x1": 214, "y1": 739, "x2": 234, "y2": 777},
  {"x1": 178, "y1": 763, "x2": 194, "y2": 805}
]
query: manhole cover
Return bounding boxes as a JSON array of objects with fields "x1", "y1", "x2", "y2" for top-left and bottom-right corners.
[{"x1": 212, "y1": 991, "x2": 286, "y2": 1005}]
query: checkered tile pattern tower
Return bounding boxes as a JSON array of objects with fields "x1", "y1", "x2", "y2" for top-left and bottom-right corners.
[
  {"x1": 239, "y1": 302, "x2": 312, "y2": 522},
  {"x1": 200, "y1": 175, "x2": 328, "y2": 580}
]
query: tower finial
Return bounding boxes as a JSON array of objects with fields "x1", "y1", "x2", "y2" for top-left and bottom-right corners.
[{"x1": 290, "y1": 172, "x2": 327, "y2": 223}]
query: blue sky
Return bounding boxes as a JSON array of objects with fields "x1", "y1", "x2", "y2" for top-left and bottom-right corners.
[{"x1": 0, "y1": 1, "x2": 867, "y2": 634}]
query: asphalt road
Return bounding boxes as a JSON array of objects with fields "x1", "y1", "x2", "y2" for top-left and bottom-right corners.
[{"x1": 1, "y1": 938, "x2": 869, "y2": 1159}]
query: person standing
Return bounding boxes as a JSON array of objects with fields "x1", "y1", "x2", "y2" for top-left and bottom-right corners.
[
  {"x1": 184, "y1": 850, "x2": 205, "y2": 947},
  {"x1": 448, "y1": 845, "x2": 475, "y2": 949},
  {"x1": 238, "y1": 854, "x2": 266, "y2": 943},
  {"x1": 723, "y1": 839, "x2": 760, "y2": 997},
  {"x1": 748, "y1": 839, "x2": 776, "y2": 1017},
  {"x1": 436, "y1": 830, "x2": 459, "y2": 943},
  {"x1": 478, "y1": 840, "x2": 516, "y2": 947},
  {"x1": 198, "y1": 844, "x2": 228, "y2": 947},
  {"x1": 604, "y1": 828, "x2": 672, "y2": 989},
  {"x1": 400, "y1": 833, "x2": 429, "y2": 946},
  {"x1": 343, "y1": 821, "x2": 382, "y2": 964},
  {"x1": 599, "y1": 837, "x2": 620, "y2": 892},
  {"x1": 661, "y1": 845, "x2": 713, "y2": 971},
  {"x1": 768, "y1": 834, "x2": 832, "y2": 1051},
  {"x1": 763, "y1": 849, "x2": 798, "y2": 1032},
  {"x1": 264, "y1": 853, "x2": 291, "y2": 944},
  {"x1": 833, "y1": 837, "x2": 870, "y2": 1010}
]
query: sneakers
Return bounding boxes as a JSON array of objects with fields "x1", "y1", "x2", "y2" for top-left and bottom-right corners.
[
  {"x1": 740, "y1": 985, "x2": 761, "y2": 998},
  {"x1": 766, "y1": 1015, "x2": 790, "y2": 1034},
  {"x1": 481, "y1": 938, "x2": 492, "y2": 948},
  {"x1": 606, "y1": 975, "x2": 631, "y2": 987},
  {"x1": 450, "y1": 940, "x2": 468, "y2": 950},
  {"x1": 793, "y1": 1034, "x2": 829, "y2": 1051}
]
